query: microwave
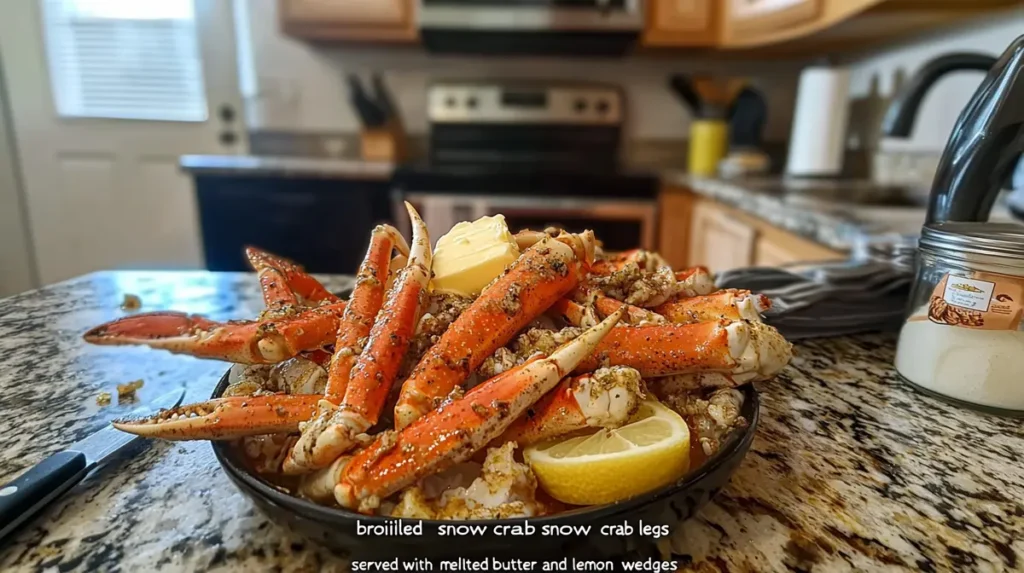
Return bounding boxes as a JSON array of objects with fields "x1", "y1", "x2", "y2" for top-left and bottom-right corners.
[{"x1": 417, "y1": 0, "x2": 644, "y2": 57}]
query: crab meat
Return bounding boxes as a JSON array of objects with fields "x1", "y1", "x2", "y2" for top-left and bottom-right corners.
[
  {"x1": 494, "y1": 366, "x2": 645, "y2": 448},
  {"x1": 389, "y1": 442, "x2": 544, "y2": 520}
]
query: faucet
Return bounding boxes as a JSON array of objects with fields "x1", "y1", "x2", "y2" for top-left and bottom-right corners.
[
  {"x1": 881, "y1": 53, "x2": 997, "y2": 139},
  {"x1": 923, "y1": 35, "x2": 1024, "y2": 224}
]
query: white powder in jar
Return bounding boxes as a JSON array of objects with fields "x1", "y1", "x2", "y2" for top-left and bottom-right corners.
[{"x1": 895, "y1": 304, "x2": 1024, "y2": 410}]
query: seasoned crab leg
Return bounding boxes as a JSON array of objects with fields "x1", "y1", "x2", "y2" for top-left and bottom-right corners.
[
  {"x1": 322, "y1": 223, "x2": 409, "y2": 404},
  {"x1": 392, "y1": 230, "x2": 596, "y2": 430},
  {"x1": 335, "y1": 307, "x2": 625, "y2": 513},
  {"x1": 548, "y1": 297, "x2": 599, "y2": 328},
  {"x1": 590, "y1": 293, "x2": 666, "y2": 325},
  {"x1": 82, "y1": 303, "x2": 347, "y2": 364},
  {"x1": 111, "y1": 394, "x2": 322, "y2": 440},
  {"x1": 576, "y1": 320, "x2": 792, "y2": 381},
  {"x1": 493, "y1": 366, "x2": 644, "y2": 448},
  {"x1": 245, "y1": 246, "x2": 343, "y2": 311},
  {"x1": 284, "y1": 203, "x2": 431, "y2": 474},
  {"x1": 654, "y1": 289, "x2": 770, "y2": 324}
]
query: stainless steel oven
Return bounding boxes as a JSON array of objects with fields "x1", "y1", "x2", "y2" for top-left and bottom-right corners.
[
  {"x1": 391, "y1": 80, "x2": 659, "y2": 250},
  {"x1": 397, "y1": 193, "x2": 657, "y2": 252}
]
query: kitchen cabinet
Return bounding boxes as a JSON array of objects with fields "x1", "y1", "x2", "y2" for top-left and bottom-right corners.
[
  {"x1": 657, "y1": 187, "x2": 845, "y2": 272},
  {"x1": 279, "y1": 0, "x2": 417, "y2": 43},
  {"x1": 688, "y1": 198, "x2": 757, "y2": 274},
  {"x1": 644, "y1": 0, "x2": 717, "y2": 47}
]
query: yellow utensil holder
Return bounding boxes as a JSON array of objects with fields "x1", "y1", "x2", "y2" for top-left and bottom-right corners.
[{"x1": 688, "y1": 119, "x2": 728, "y2": 177}]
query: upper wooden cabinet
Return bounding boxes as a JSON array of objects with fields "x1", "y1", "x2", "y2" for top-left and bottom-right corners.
[
  {"x1": 644, "y1": 0, "x2": 717, "y2": 47},
  {"x1": 641, "y1": 0, "x2": 1021, "y2": 55},
  {"x1": 279, "y1": 0, "x2": 417, "y2": 43},
  {"x1": 721, "y1": 0, "x2": 822, "y2": 43}
]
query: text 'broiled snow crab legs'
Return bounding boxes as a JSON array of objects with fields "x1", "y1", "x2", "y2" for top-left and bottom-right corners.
[{"x1": 87, "y1": 214, "x2": 794, "y2": 515}]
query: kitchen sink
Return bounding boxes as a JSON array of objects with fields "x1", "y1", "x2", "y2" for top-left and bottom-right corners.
[{"x1": 739, "y1": 177, "x2": 932, "y2": 208}]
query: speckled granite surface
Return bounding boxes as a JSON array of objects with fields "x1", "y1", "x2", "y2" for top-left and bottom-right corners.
[
  {"x1": 664, "y1": 173, "x2": 1022, "y2": 254},
  {"x1": 1, "y1": 272, "x2": 1022, "y2": 572}
]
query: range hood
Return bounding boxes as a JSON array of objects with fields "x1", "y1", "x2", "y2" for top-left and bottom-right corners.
[{"x1": 418, "y1": 0, "x2": 643, "y2": 57}]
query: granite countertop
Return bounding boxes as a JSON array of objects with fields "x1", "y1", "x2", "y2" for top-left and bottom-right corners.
[
  {"x1": 179, "y1": 155, "x2": 394, "y2": 180},
  {"x1": 1, "y1": 271, "x2": 1022, "y2": 572},
  {"x1": 664, "y1": 172, "x2": 1022, "y2": 252}
]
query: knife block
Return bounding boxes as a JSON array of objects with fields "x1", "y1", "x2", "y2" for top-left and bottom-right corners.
[{"x1": 360, "y1": 124, "x2": 407, "y2": 163}]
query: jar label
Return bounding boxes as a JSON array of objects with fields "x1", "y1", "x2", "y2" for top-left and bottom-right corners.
[{"x1": 928, "y1": 271, "x2": 1024, "y2": 330}]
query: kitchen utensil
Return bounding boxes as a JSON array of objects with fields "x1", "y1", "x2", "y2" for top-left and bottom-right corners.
[
  {"x1": 346, "y1": 74, "x2": 387, "y2": 128},
  {"x1": 0, "y1": 387, "x2": 186, "y2": 542},
  {"x1": 209, "y1": 370, "x2": 758, "y2": 560},
  {"x1": 669, "y1": 75, "x2": 746, "y2": 176},
  {"x1": 668, "y1": 75, "x2": 701, "y2": 117},
  {"x1": 370, "y1": 72, "x2": 398, "y2": 124},
  {"x1": 786, "y1": 64, "x2": 851, "y2": 178},
  {"x1": 719, "y1": 87, "x2": 770, "y2": 178},
  {"x1": 691, "y1": 75, "x2": 746, "y2": 119}
]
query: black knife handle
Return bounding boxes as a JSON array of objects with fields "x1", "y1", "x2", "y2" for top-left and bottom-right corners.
[{"x1": 0, "y1": 451, "x2": 89, "y2": 542}]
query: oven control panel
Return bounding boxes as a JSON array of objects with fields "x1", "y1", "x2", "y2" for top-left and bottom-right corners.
[{"x1": 428, "y1": 82, "x2": 624, "y2": 125}]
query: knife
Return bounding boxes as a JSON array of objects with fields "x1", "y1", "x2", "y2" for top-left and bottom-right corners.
[
  {"x1": 0, "y1": 387, "x2": 186, "y2": 542},
  {"x1": 346, "y1": 74, "x2": 387, "y2": 129}
]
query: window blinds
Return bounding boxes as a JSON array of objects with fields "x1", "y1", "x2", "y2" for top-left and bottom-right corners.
[{"x1": 41, "y1": 0, "x2": 208, "y2": 121}]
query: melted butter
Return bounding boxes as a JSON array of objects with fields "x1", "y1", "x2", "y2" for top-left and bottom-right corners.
[{"x1": 431, "y1": 215, "x2": 520, "y2": 297}]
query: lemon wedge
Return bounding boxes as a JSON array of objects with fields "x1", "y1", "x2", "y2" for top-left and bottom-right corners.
[{"x1": 523, "y1": 400, "x2": 690, "y2": 506}]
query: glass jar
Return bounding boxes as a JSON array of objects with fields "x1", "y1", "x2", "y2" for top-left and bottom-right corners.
[{"x1": 895, "y1": 222, "x2": 1024, "y2": 416}]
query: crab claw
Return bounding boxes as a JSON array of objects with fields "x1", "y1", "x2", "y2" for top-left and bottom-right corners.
[
  {"x1": 493, "y1": 366, "x2": 645, "y2": 448},
  {"x1": 334, "y1": 306, "x2": 626, "y2": 513},
  {"x1": 111, "y1": 395, "x2": 321, "y2": 440},
  {"x1": 83, "y1": 303, "x2": 347, "y2": 364},
  {"x1": 576, "y1": 319, "x2": 793, "y2": 382},
  {"x1": 245, "y1": 246, "x2": 343, "y2": 311}
]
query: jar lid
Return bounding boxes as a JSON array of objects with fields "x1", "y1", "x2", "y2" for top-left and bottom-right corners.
[{"x1": 920, "y1": 222, "x2": 1024, "y2": 260}]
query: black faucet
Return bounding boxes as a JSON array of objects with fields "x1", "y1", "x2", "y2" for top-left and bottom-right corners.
[
  {"x1": 922, "y1": 35, "x2": 1024, "y2": 224},
  {"x1": 881, "y1": 53, "x2": 997, "y2": 139}
]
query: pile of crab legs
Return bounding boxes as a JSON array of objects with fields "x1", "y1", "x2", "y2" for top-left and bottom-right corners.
[{"x1": 84, "y1": 202, "x2": 792, "y2": 514}]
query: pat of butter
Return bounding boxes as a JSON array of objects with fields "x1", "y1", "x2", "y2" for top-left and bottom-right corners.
[{"x1": 431, "y1": 215, "x2": 520, "y2": 296}]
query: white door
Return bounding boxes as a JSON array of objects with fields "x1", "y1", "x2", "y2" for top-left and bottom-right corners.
[{"x1": 0, "y1": 0, "x2": 248, "y2": 285}]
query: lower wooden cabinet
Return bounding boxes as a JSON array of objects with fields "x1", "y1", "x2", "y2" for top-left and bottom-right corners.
[
  {"x1": 657, "y1": 188, "x2": 845, "y2": 272},
  {"x1": 688, "y1": 198, "x2": 757, "y2": 274}
]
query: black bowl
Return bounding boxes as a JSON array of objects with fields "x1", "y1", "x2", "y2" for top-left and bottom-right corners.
[{"x1": 210, "y1": 371, "x2": 759, "y2": 561}]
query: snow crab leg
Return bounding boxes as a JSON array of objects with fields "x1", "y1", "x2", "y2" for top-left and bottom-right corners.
[
  {"x1": 245, "y1": 246, "x2": 343, "y2": 312},
  {"x1": 82, "y1": 303, "x2": 348, "y2": 364},
  {"x1": 283, "y1": 203, "x2": 431, "y2": 474},
  {"x1": 493, "y1": 366, "x2": 645, "y2": 448},
  {"x1": 654, "y1": 289, "x2": 770, "y2": 324},
  {"x1": 334, "y1": 307, "x2": 626, "y2": 513},
  {"x1": 321, "y1": 223, "x2": 409, "y2": 405},
  {"x1": 576, "y1": 319, "x2": 792, "y2": 381},
  {"x1": 392, "y1": 229, "x2": 597, "y2": 430},
  {"x1": 111, "y1": 394, "x2": 322, "y2": 440}
]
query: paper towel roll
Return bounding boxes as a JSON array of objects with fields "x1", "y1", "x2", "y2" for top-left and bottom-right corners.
[{"x1": 786, "y1": 66, "x2": 851, "y2": 177}]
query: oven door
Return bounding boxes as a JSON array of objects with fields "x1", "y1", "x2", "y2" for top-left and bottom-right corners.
[{"x1": 398, "y1": 192, "x2": 656, "y2": 252}]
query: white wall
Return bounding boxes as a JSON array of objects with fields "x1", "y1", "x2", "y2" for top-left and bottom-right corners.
[
  {"x1": 0, "y1": 50, "x2": 37, "y2": 297},
  {"x1": 237, "y1": 0, "x2": 805, "y2": 142},
  {"x1": 848, "y1": 10, "x2": 1024, "y2": 154}
]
